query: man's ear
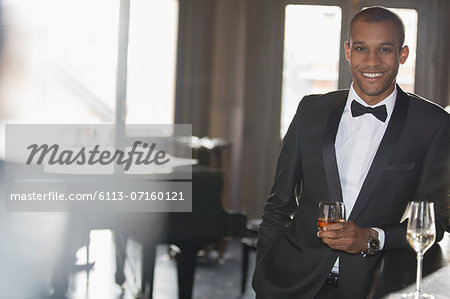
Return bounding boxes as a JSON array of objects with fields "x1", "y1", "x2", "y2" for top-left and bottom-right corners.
[
  {"x1": 344, "y1": 41, "x2": 350, "y2": 62},
  {"x1": 399, "y1": 45, "x2": 409, "y2": 65}
]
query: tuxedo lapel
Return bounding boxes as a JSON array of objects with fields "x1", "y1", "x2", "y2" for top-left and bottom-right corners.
[
  {"x1": 348, "y1": 86, "x2": 410, "y2": 221},
  {"x1": 322, "y1": 92, "x2": 347, "y2": 203}
]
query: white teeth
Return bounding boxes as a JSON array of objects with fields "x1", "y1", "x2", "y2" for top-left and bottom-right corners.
[{"x1": 362, "y1": 72, "x2": 383, "y2": 78}]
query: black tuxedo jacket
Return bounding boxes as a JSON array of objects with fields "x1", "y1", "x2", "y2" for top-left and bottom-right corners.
[{"x1": 252, "y1": 86, "x2": 449, "y2": 298}]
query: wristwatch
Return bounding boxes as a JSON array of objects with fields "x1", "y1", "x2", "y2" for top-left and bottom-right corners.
[{"x1": 361, "y1": 228, "x2": 380, "y2": 257}]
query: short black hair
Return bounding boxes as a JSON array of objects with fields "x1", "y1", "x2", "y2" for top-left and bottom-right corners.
[{"x1": 349, "y1": 6, "x2": 405, "y2": 50}]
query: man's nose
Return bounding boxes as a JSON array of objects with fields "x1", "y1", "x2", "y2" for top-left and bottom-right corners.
[{"x1": 365, "y1": 51, "x2": 381, "y2": 67}]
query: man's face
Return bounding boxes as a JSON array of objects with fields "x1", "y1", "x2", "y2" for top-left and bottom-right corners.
[{"x1": 345, "y1": 20, "x2": 409, "y2": 105}]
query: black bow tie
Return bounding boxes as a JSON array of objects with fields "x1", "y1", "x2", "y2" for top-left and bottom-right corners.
[{"x1": 351, "y1": 100, "x2": 387, "y2": 122}]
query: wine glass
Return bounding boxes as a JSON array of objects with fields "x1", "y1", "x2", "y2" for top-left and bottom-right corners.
[
  {"x1": 317, "y1": 201, "x2": 345, "y2": 230},
  {"x1": 402, "y1": 201, "x2": 436, "y2": 299}
]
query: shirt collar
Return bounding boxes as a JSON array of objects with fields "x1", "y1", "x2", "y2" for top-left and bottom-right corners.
[{"x1": 345, "y1": 83, "x2": 397, "y2": 122}]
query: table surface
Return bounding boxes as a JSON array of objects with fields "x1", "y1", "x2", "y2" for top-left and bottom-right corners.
[{"x1": 372, "y1": 232, "x2": 450, "y2": 299}]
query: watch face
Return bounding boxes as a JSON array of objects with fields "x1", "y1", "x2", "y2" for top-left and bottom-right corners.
[{"x1": 369, "y1": 239, "x2": 380, "y2": 251}]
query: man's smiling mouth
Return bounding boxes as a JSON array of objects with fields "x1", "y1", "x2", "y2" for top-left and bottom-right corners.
[{"x1": 362, "y1": 72, "x2": 384, "y2": 78}]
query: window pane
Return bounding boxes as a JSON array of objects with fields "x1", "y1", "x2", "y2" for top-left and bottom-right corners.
[
  {"x1": 1, "y1": 0, "x2": 119, "y2": 124},
  {"x1": 388, "y1": 8, "x2": 417, "y2": 93},
  {"x1": 46, "y1": 0, "x2": 119, "y2": 123},
  {"x1": 280, "y1": 5, "x2": 342, "y2": 137},
  {"x1": 125, "y1": 0, "x2": 179, "y2": 124}
]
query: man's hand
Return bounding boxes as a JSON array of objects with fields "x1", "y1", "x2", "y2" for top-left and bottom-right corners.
[{"x1": 317, "y1": 221, "x2": 369, "y2": 254}]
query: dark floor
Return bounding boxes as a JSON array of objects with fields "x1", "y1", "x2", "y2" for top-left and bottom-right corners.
[{"x1": 66, "y1": 230, "x2": 256, "y2": 299}]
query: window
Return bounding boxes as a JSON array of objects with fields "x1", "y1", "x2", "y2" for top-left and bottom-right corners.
[
  {"x1": 280, "y1": 5, "x2": 342, "y2": 137},
  {"x1": 0, "y1": 0, "x2": 179, "y2": 125},
  {"x1": 126, "y1": 0, "x2": 179, "y2": 124},
  {"x1": 44, "y1": 0, "x2": 120, "y2": 124}
]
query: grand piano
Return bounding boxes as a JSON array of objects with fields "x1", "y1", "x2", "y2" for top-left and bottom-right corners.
[{"x1": 51, "y1": 165, "x2": 247, "y2": 299}]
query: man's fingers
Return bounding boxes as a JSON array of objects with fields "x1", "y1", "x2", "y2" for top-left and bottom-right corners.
[
  {"x1": 323, "y1": 223, "x2": 344, "y2": 231},
  {"x1": 317, "y1": 226, "x2": 357, "y2": 239},
  {"x1": 317, "y1": 221, "x2": 369, "y2": 254},
  {"x1": 317, "y1": 230, "x2": 343, "y2": 239}
]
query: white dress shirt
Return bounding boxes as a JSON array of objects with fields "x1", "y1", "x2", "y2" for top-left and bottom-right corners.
[{"x1": 331, "y1": 84, "x2": 397, "y2": 273}]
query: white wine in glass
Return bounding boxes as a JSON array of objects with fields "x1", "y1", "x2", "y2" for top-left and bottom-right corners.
[{"x1": 402, "y1": 201, "x2": 436, "y2": 299}]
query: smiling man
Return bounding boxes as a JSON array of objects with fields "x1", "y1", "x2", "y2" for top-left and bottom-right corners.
[
  {"x1": 345, "y1": 10, "x2": 409, "y2": 105},
  {"x1": 252, "y1": 6, "x2": 449, "y2": 299}
]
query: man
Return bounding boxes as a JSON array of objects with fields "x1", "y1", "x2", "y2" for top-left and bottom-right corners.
[{"x1": 252, "y1": 6, "x2": 449, "y2": 299}]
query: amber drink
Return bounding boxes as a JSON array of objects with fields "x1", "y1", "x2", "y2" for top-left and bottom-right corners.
[{"x1": 317, "y1": 201, "x2": 345, "y2": 230}]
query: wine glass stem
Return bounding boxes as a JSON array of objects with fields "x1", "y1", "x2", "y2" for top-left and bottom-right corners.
[{"x1": 415, "y1": 252, "x2": 423, "y2": 294}]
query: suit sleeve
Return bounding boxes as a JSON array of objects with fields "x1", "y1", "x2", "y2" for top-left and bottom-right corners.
[
  {"x1": 255, "y1": 99, "x2": 304, "y2": 265},
  {"x1": 381, "y1": 115, "x2": 450, "y2": 250}
]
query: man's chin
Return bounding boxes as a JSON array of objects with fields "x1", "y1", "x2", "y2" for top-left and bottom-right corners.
[
  {"x1": 360, "y1": 88, "x2": 385, "y2": 97},
  {"x1": 357, "y1": 82, "x2": 393, "y2": 97}
]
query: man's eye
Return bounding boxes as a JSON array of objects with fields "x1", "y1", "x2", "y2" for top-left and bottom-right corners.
[
  {"x1": 355, "y1": 46, "x2": 366, "y2": 52},
  {"x1": 380, "y1": 48, "x2": 392, "y2": 53}
]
